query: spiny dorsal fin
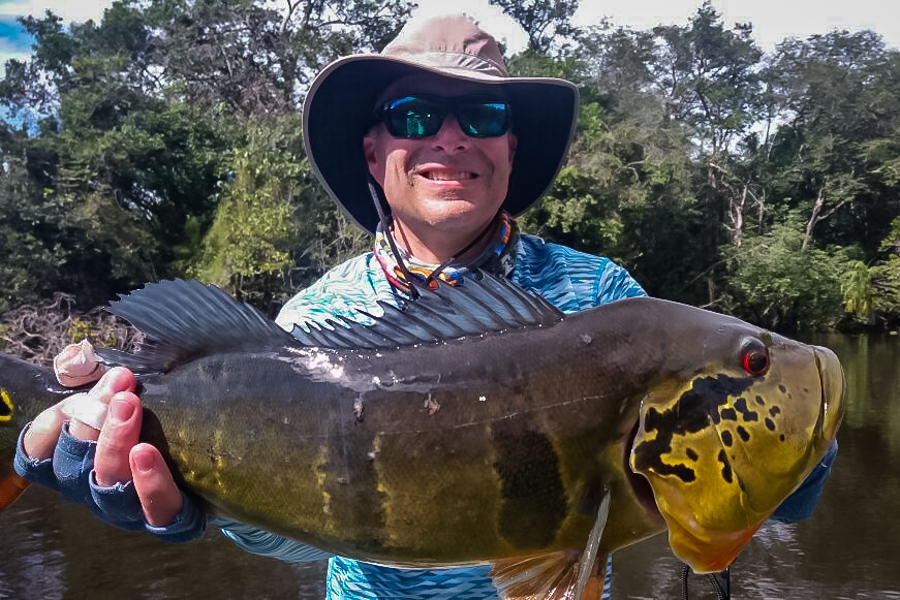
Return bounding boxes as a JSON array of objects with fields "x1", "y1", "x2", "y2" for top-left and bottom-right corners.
[
  {"x1": 288, "y1": 270, "x2": 565, "y2": 350},
  {"x1": 97, "y1": 272, "x2": 565, "y2": 371},
  {"x1": 95, "y1": 279, "x2": 296, "y2": 374}
]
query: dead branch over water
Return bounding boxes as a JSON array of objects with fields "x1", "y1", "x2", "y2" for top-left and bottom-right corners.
[{"x1": 0, "y1": 294, "x2": 140, "y2": 367}]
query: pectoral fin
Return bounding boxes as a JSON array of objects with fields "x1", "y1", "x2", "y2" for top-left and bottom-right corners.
[{"x1": 490, "y1": 489, "x2": 611, "y2": 600}]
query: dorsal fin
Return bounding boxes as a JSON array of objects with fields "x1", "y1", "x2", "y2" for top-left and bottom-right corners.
[
  {"x1": 96, "y1": 272, "x2": 565, "y2": 372},
  {"x1": 288, "y1": 270, "x2": 564, "y2": 350},
  {"x1": 95, "y1": 279, "x2": 296, "y2": 374}
]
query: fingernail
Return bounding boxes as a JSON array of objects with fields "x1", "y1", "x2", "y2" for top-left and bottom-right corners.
[
  {"x1": 110, "y1": 399, "x2": 135, "y2": 424},
  {"x1": 133, "y1": 450, "x2": 155, "y2": 473}
]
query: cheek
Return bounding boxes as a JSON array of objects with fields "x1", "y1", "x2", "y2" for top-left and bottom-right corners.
[{"x1": 490, "y1": 139, "x2": 515, "y2": 175}]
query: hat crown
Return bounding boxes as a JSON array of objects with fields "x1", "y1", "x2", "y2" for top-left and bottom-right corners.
[{"x1": 382, "y1": 14, "x2": 508, "y2": 78}]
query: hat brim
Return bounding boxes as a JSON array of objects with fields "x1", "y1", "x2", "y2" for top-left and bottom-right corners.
[{"x1": 303, "y1": 54, "x2": 579, "y2": 234}]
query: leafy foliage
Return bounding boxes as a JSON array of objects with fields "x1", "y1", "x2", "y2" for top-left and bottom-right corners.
[
  {"x1": 720, "y1": 224, "x2": 851, "y2": 331},
  {"x1": 2, "y1": 0, "x2": 900, "y2": 334}
]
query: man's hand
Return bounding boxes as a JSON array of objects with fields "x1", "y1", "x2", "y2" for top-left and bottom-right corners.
[{"x1": 17, "y1": 342, "x2": 194, "y2": 533}]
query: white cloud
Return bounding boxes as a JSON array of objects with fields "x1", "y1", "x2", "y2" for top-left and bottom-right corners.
[
  {"x1": 574, "y1": 0, "x2": 898, "y2": 51},
  {"x1": 408, "y1": 0, "x2": 529, "y2": 55},
  {"x1": 0, "y1": 0, "x2": 114, "y2": 24}
]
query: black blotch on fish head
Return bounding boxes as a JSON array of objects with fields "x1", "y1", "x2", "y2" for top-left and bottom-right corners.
[
  {"x1": 779, "y1": 434, "x2": 786, "y2": 442},
  {"x1": 755, "y1": 395, "x2": 765, "y2": 406},
  {"x1": 718, "y1": 449, "x2": 733, "y2": 483},
  {"x1": 493, "y1": 426, "x2": 566, "y2": 549},
  {"x1": 778, "y1": 384, "x2": 787, "y2": 393},
  {"x1": 765, "y1": 418, "x2": 776, "y2": 431},
  {"x1": 685, "y1": 448, "x2": 698, "y2": 461},
  {"x1": 633, "y1": 374, "x2": 755, "y2": 484},
  {"x1": 720, "y1": 408, "x2": 737, "y2": 421},
  {"x1": 736, "y1": 426, "x2": 750, "y2": 442},
  {"x1": 721, "y1": 430, "x2": 733, "y2": 447},
  {"x1": 734, "y1": 397, "x2": 759, "y2": 422},
  {"x1": 769, "y1": 406, "x2": 781, "y2": 417}
]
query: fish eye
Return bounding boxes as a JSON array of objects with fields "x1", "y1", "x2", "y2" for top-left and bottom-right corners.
[{"x1": 742, "y1": 343, "x2": 770, "y2": 376}]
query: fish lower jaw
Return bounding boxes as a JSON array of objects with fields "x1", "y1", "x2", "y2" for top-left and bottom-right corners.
[{"x1": 664, "y1": 511, "x2": 763, "y2": 574}]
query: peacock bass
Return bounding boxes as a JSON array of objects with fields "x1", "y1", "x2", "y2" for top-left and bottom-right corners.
[{"x1": 0, "y1": 274, "x2": 844, "y2": 599}]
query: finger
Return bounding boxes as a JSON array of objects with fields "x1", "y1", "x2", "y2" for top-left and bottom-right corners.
[
  {"x1": 22, "y1": 405, "x2": 65, "y2": 460},
  {"x1": 54, "y1": 340, "x2": 106, "y2": 387},
  {"x1": 66, "y1": 367, "x2": 138, "y2": 442},
  {"x1": 93, "y1": 393, "x2": 142, "y2": 487},
  {"x1": 62, "y1": 392, "x2": 104, "y2": 441},
  {"x1": 130, "y1": 444, "x2": 183, "y2": 527},
  {"x1": 89, "y1": 367, "x2": 138, "y2": 403}
]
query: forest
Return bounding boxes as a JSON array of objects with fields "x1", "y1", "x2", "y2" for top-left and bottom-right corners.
[{"x1": 2, "y1": 0, "x2": 899, "y2": 363}]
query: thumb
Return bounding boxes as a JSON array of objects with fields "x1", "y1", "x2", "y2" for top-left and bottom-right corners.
[{"x1": 54, "y1": 340, "x2": 106, "y2": 387}]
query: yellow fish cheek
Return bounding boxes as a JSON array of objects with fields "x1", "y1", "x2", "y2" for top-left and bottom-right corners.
[
  {"x1": 631, "y1": 430, "x2": 760, "y2": 574},
  {"x1": 629, "y1": 373, "x2": 804, "y2": 572}
]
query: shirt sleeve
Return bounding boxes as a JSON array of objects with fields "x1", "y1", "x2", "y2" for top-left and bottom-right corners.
[
  {"x1": 214, "y1": 517, "x2": 333, "y2": 562},
  {"x1": 770, "y1": 439, "x2": 838, "y2": 523},
  {"x1": 594, "y1": 260, "x2": 647, "y2": 305}
]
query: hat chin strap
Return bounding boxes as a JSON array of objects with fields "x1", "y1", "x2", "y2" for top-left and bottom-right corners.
[{"x1": 367, "y1": 177, "x2": 499, "y2": 299}]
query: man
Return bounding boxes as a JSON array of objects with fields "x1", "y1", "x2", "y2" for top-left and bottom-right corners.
[{"x1": 15, "y1": 12, "x2": 836, "y2": 599}]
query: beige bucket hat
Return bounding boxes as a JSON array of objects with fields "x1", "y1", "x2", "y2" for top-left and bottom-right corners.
[{"x1": 303, "y1": 13, "x2": 579, "y2": 234}]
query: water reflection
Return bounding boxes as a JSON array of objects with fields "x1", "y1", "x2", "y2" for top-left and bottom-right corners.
[
  {"x1": 1, "y1": 334, "x2": 897, "y2": 598},
  {"x1": 0, "y1": 486, "x2": 326, "y2": 600}
]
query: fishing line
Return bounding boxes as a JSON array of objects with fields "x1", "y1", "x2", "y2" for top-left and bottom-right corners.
[{"x1": 680, "y1": 564, "x2": 731, "y2": 600}]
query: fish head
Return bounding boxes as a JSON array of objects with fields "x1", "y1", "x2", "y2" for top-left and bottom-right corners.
[{"x1": 628, "y1": 323, "x2": 845, "y2": 574}]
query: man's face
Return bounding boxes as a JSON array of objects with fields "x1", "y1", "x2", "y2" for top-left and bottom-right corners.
[{"x1": 363, "y1": 76, "x2": 517, "y2": 247}]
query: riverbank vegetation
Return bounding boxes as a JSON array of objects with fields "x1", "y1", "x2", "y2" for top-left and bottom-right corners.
[{"x1": 2, "y1": 0, "x2": 898, "y2": 361}]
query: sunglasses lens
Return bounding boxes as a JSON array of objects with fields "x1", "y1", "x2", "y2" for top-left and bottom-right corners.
[
  {"x1": 458, "y1": 102, "x2": 509, "y2": 137},
  {"x1": 380, "y1": 97, "x2": 511, "y2": 138},
  {"x1": 384, "y1": 97, "x2": 444, "y2": 138}
]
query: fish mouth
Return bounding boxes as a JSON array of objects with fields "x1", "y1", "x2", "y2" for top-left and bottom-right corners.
[{"x1": 813, "y1": 345, "x2": 845, "y2": 443}]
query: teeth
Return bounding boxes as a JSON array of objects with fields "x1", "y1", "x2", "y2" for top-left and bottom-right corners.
[{"x1": 424, "y1": 171, "x2": 473, "y2": 181}]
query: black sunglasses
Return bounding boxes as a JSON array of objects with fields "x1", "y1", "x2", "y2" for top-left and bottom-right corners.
[{"x1": 375, "y1": 95, "x2": 512, "y2": 139}]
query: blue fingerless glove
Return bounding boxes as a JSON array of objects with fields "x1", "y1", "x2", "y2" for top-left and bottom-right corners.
[
  {"x1": 14, "y1": 421, "x2": 207, "y2": 542},
  {"x1": 771, "y1": 439, "x2": 839, "y2": 523}
]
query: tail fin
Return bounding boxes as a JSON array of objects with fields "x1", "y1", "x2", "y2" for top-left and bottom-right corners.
[{"x1": 0, "y1": 352, "x2": 68, "y2": 511}]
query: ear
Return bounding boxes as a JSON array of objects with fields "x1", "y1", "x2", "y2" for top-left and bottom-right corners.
[{"x1": 363, "y1": 129, "x2": 384, "y2": 185}]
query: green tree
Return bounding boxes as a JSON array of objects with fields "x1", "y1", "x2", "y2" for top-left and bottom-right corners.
[
  {"x1": 0, "y1": 0, "x2": 413, "y2": 312},
  {"x1": 721, "y1": 223, "x2": 851, "y2": 331},
  {"x1": 762, "y1": 31, "x2": 900, "y2": 253},
  {"x1": 489, "y1": 0, "x2": 579, "y2": 53}
]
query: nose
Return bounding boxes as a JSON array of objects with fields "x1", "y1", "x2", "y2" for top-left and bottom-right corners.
[{"x1": 431, "y1": 114, "x2": 470, "y2": 153}]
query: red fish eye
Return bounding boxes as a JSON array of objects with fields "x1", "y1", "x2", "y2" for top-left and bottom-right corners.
[{"x1": 742, "y1": 348, "x2": 769, "y2": 376}]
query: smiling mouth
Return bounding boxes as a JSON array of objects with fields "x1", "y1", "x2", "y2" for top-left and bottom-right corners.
[{"x1": 418, "y1": 169, "x2": 477, "y2": 181}]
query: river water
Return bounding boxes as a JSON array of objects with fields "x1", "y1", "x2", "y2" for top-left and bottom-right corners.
[{"x1": 1, "y1": 333, "x2": 897, "y2": 599}]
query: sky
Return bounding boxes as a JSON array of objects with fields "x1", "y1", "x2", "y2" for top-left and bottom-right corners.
[{"x1": 0, "y1": 0, "x2": 896, "y2": 73}]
